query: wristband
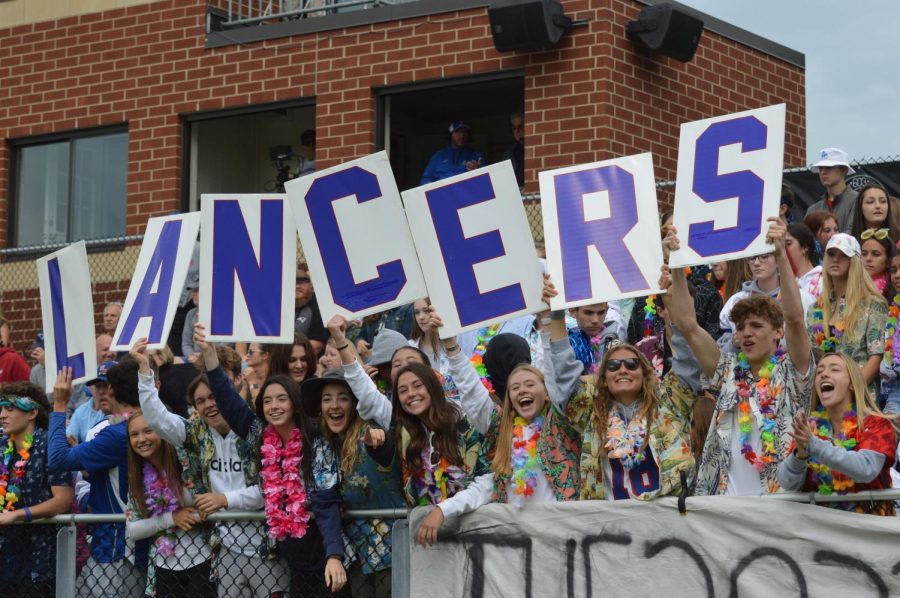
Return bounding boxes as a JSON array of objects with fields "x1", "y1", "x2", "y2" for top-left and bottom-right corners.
[
  {"x1": 23, "y1": 507, "x2": 33, "y2": 523},
  {"x1": 550, "y1": 310, "x2": 566, "y2": 321},
  {"x1": 335, "y1": 343, "x2": 349, "y2": 351}
]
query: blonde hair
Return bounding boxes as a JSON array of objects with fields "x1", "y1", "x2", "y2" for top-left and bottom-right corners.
[
  {"x1": 320, "y1": 410, "x2": 365, "y2": 476},
  {"x1": 590, "y1": 344, "x2": 658, "y2": 467},
  {"x1": 491, "y1": 364, "x2": 548, "y2": 477},
  {"x1": 821, "y1": 254, "x2": 887, "y2": 343},
  {"x1": 812, "y1": 353, "x2": 900, "y2": 433}
]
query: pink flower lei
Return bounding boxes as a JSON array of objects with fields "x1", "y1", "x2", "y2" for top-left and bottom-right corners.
[
  {"x1": 142, "y1": 462, "x2": 180, "y2": 558},
  {"x1": 260, "y1": 425, "x2": 310, "y2": 541}
]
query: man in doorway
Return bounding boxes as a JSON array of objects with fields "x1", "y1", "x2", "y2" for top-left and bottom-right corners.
[
  {"x1": 420, "y1": 121, "x2": 484, "y2": 184},
  {"x1": 804, "y1": 147, "x2": 858, "y2": 233},
  {"x1": 507, "y1": 112, "x2": 525, "y2": 189}
]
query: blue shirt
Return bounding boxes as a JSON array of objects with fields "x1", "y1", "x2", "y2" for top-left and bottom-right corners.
[
  {"x1": 420, "y1": 146, "x2": 484, "y2": 184},
  {"x1": 67, "y1": 399, "x2": 106, "y2": 444}
]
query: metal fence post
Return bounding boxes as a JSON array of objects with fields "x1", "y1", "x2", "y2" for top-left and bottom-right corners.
[
  {"x1": 391, "y1": 519, "x2": 410, "y2": 598},
  {"x1": 56, "y1": 524, "x2": 77, "y2": 598}
]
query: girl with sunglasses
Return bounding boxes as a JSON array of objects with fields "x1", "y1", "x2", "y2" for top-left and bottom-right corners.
[
  {"x1": 807, "y1": 233, "x2": 888, "y2": 395},
  {"x1": 851, "y1": 183, "x2": 900, "y2": 241},
  {"x1": 858, "y1": 228, "x2": 893, "y2": 300}
]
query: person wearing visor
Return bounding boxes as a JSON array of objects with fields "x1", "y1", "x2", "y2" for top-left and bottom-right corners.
[
  {"x1": 0, "y1": 383, "x2": 74, "y2": 595},
  {"x1": 420, "y1": 120, "x2": 484, "y2": 184}
]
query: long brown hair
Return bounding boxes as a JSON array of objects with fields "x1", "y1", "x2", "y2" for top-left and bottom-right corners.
[
  {"x1": 590, "y1": 344, "x2": 658, "y2": 467},
  {"x1": 722, "y1": 257, "x2": 752, "y2": 300},
  {"x1": 267, "y1": 334, "x2": 317, "y2": 383},
  {"x1": 392, "y1": 362, "x2": 463, "y2": 476},
  {"x1": 126, "y1": 411, "x2": 185, "y2": 518},
  {"x1": 318, "y1": 386, "x2": 365, "y2": 475},
  {"x1": 410, "y1": 298, "x2": 441, "y2": 363},
  {"x1": 254, "y1": 375, "x2": 316, "y2": 485},
  {"x1": 491, "y1": 364, "x2": 547, "y2": 477}
]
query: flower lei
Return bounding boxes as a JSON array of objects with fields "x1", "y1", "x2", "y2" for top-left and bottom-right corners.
[
  {"x1": 605, "y1": 408, "x2": 648, "y2": 469},
  {"x1": 412, "y1": 442, "x2": 466, "y2": 506},
  {"x1": 872, "y1": 272, "x2": 889, "y2": 296},
  {"x1": 809, "y1": 296, "x2": 843, "y2": 353},
  {"x1": 734, "y1": 349, "x2": 784, "y2": 471},
  {"x1": 470, "y1": 325, "x2": 498, "y2": 393},
  {"x1": 642, "y1": 296, "x2": 657, "y2": 338},
  {"x1": 510, "y1": 416, "x2": 543, "y2": 507},
  {"x1": 807, "y1": 407, "x2": 858, "y2": 495},
  {"x1": 584, "y1": 333, "x2": 608, "y2": 376},
  {"x1": 0, "y1": 434, "x2": 33, "y2": 511},
  {"x1": 142, "y1": 461, "x2": 181, "y2": 557},
  {"x1": 260, "y1": 425, "x2": 310, "y2": 541},
  {"x1": 884, "y1": 296, "x2": 900, "y2": 365}
]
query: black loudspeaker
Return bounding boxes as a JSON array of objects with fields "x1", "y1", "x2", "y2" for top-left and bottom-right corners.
[
  {"x1": 489, "y1": 0, "x2": 572, "y2": 52},
  {"x1": 626, "y1": 3, "x2": 704, "y2": 62}
]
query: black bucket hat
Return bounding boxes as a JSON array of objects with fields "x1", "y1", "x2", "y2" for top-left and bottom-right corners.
[{"x1": 300, "y1": 369, "x2": 356, "y2": 418}]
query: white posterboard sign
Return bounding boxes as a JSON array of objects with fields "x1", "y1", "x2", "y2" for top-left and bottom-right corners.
[
  {"x1": 36, "y1": 241, "x2": 98, "y2": 389},
  {"x1": 539, "y1": 153, "x2": 665, "y2": 310},
  {"x1": 286, "y1": 152, "x2": 427, "y2": 323},
  {"x1": 111, "y1": 212, "x2": 202, "y2": 351},
  {"x1": 199, "y1": 194, "x2": 295, "y2": 343},
  {"x1": 402, "y1": 160, "x2": 545, "y2": 338},
  {"x1": 669, "y1": 104, "x2": 786, "y2": 268}
]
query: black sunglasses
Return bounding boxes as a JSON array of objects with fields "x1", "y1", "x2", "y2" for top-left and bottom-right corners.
[{"x1": 605, "y1": 358, "x2": 640, "y2": 372}]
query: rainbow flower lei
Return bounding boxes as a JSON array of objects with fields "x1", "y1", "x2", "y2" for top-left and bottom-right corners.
[
  {"x1": 0, "y1": 434, "x2": 33, "y2": 512},
  {"x1": 642, "y1": 296, "x2": 657, "y2": 338},
  {"x1": 510, "y1": 415, "x2": 543, "y2": 507},
  {"x1": 142, "y1": 461, "x2": 180, "y2": 557},
  {"x1": 883, "y1": 296, "x2": 900, "y2": 366},
  {"x1": 412, "y1": 444, "x2": 466, "y2": 506},
  {"x1": 470, "y1": 325, "x2": 498, "y2": 393},
  {"x1": 605, "y1": 409, "x2": 648, "y2": 469},
  {"x1": 809, "y1": 296, "x2": 843, "y2": 353},
  {"x1": 260, "y1": 425, "x2": 310, "y2": 541},
  {"x1": 807, "y1": 407, "x2": 858, "y2": 495},
  {"x1": 734, "y1": 349, "x2": 784, "y2": 472}
]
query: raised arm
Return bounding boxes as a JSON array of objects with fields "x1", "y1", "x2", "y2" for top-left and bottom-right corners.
[
  {"x1": 132, "y1": 337, "x2": 187, "y2": 446},
  {"x1": 767, "y1": 217, "x2": 811, "y2": 375},
  {"x1": 663, "y1": 227, "x2": 720, "y2": 378},
  {"x1": 195, "y1": 324, "x2": 257, "y2": 438},
  {"x1": 328, "y1": 314, "x2": 393, "y2": 429},
  {"x1": 541, "y1": 275, "x2": 584, "y2": 408}
]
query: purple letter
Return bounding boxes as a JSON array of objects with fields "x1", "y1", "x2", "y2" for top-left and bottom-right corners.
[{"x1": 48, "y1": 258, "x2": 86, "y2": 378}]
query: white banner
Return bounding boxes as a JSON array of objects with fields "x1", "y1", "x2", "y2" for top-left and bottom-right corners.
[
  {"x1": 669, "y1": 104, "x2": 786, "y2": 268},
  {"x1": 111, "y1": 212, "x2": 201, "y2": 351},
  {"x1": 402, "y1": 161, "x2": 545, "y2": 338},
  {"x1": 286, "y1": 151, "x2": 427, "y2": 323},
  {"x1": 36, "y1": 241, "x2": 98, "y2": 389},
  {"x1": 199, "y1": 194, "x2": 295, "y2": 343},
  {"x1": 409, "y1": 498, "x2": 900, "y2": 597},
  {"x1": 539, "y1": 153, "x2": 664, "y2": 309}
]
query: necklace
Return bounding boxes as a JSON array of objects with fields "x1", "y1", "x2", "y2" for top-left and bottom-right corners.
[
  {"x1": 809, "y1": 296, "x2": 843, "y2": 352},
  {"x1": 142, "y1": 462, "x2": 181, "y2": 557},
  {"x1": 412, "y1": 439, "x2": 467, "y2": 506},
  {"x1": 0, "y1": 434, "x2": 33, "y2": 511},
  {"x1": 642, "y1": 296, "x2": 658, "y2": 338},
  {"x1": 470, "y1": 325, "x2": 499, "y2": 393},
  {"x1": 884, "y1": 296, "x2": 900, "y2": 365},
  {"x1": 260, "y1": 426, "x2": 310, "y2": 540},
  {"x1": 510, "y1": 415, "x2": 543, "y2": 507},
  {"x1": 734, "y1": 350, "x2": 783, "y2": 471},
  {"x1": 605, "y1": 406, "x2": 648, "y2": 469},
  {"x1": 807, "y1": 407, "x2": 858, "y2": 495}
]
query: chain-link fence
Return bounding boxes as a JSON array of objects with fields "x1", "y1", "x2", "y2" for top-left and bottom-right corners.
[{"x1": 9, "y1": 509, "x2": 408, "y2": 598}]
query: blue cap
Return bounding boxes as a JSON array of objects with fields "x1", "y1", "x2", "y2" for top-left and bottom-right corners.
[{"x1": 86, "y1": 361, "x2": 118, "y2": 386}]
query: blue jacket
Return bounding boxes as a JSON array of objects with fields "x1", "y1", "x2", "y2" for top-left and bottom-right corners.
[
  {"x1": 420, "y1": 146, "x2": 484, "y2": 184},
  {"x1": 48, "y1": 413, "x2": 148, "y2": 566}
]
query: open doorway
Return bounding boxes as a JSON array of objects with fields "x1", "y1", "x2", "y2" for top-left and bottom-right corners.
[
  {"x1": 183, "y1": 100, "x2": 315, "y2": 211},
  {"x1": 379, "y1": 72, "x2": 525, "y2": 191}
]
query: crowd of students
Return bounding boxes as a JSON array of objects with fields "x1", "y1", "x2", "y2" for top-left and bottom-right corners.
[{"x1": 1, "y1": 146, "x2": 899, "y2": 597}]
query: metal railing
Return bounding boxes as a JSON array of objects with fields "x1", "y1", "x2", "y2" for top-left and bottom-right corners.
[{"x1": 210, "y1": 0, "x2": 416, "y2": 29}]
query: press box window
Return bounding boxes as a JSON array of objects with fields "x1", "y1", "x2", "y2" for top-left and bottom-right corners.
[{"x1": 12, "y1": 129, "x2": 128, "y2": 247}]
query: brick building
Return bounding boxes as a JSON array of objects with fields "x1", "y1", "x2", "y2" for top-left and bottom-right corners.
[{"x1": 0, "y1": 0, "x2": 805, "y2": 351}]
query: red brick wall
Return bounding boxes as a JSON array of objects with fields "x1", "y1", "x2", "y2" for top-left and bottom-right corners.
[{"x1": 0, "y1": 0, "x2": 805, "y2": 352}]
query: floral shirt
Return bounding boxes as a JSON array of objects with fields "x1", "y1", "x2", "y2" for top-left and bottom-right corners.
[
  {"x1": 0, "y1": 428, "x2": 73, "y2": 585},
  {"x1": 481, "y1": 404, "x2": 581, "y2": 502},
  {"x1": 694, "y1": 351, "x2": 813, "y2": 495},
  {"x1": 565, "y1": 371, "x2": 698, "y2": 500}
]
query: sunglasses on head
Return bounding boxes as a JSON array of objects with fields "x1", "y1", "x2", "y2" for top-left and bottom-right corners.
[
  {"x1": 605, "y1": 358, "x2": 640, "y2": 372},
  {"x1": 860, "y1": 228, "x2": 890, "y2": 241}
]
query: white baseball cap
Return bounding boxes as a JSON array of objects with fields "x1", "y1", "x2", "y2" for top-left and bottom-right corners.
[
  {"x1": 825, "y1": 233, "x2": 861, "y2": 258},
  {"x1": 810, "y1": 148, "x2": 855, "y2": 174}
]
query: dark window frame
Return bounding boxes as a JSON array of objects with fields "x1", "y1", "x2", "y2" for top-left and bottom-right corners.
[{"x1": 8, "y1": 123, "x2": 129, "y2": 249}]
